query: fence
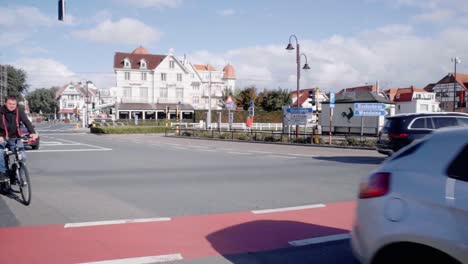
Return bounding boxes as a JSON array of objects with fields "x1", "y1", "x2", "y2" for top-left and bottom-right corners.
[{"x1": 170, "y1": 122, "x2": 283, "y2": 131}]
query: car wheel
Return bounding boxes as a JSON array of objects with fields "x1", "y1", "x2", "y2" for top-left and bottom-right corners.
[
  {"x1": 372, "y1": 243, "x2": 460, "y2": 264},
  {"x1": 32, "y1": 142, "x2": 40, "y2": 150}
]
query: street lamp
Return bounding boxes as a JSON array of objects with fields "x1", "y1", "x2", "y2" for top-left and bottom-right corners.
[
  {"x1": 285, "y1": 34, "x2": 310, "y2": 137},
  {"x1": 451, "y1": 57, "x2": 461, "y2": 112}
]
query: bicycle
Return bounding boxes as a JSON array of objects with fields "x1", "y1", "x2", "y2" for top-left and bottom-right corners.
[{"x1": 1, "y1": 137, "x2": 32, "y2": 205}]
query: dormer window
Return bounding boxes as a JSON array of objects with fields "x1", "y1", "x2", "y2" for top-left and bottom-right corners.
[
  {"x1": 140, "y1": 59, "x2": 147, "y2": 69},
  {"x1": 123, "y1": 58, "x2": 131, "y2": 68}
]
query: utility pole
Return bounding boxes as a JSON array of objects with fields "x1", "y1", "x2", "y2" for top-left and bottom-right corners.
[
  {"x1": 452, "y1": 57, "x2": 461, "y2": 112},
  {"x1": 207, "y1": 65, "x2": 212, "y2": 129}
]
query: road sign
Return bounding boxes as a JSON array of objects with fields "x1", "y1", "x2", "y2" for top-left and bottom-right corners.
[
  {"x1": 284, "y1": 108, "x2": 313, "y2": 126},
  {"x1": 225, "y1": 103, "x2": 236, "y2": 110},
  {"x1": 225, "y1": 96, "x2": 235, "y2": 105},
  {"x1": 354, "y1": 103, "x2": 386, "y2": 111},
  {"x1": 286, "y1": 108, "x2": 313, "y2": 114},
  {"x1": 354, "y1": 109, "x2": 388, "y2": 117}
]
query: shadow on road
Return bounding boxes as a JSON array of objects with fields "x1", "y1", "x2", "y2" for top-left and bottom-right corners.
[
  {"x1": 313, "y1": 156, "x2": 386, "y2": 165},
  {"x1": 206, "y1": 220, "x2": 356, "y2": 264}
]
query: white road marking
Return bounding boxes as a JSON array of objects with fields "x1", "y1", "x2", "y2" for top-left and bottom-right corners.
[
  {"x1": 64, "y1": 217, "x2": 171, "y2": 228},
  {"x1": 267, "y1": 155, "x2": 297, "y2": 159},
  {"x1": 289, "y1": 233, "x2": 351, "y2": 247},
  {"x1": 190, "y1": 145, "x2": 209, "y2": 149},
  {"x1": 165, "y1": 143, "x2": 181, "y2": 147},
  {"x1": 227, "y1": 151, "x2": 250, "y2": 155},
  {"x1": 288, "y1": 154, "x2": 315, "y2": 158},
  {"x1": 173, "y1": 147, "x2": 188, "y2": 150},
  {"x1": 248, "y1": 150, "x2": 273, "y2": 154},
  {"x1": 219, "y1": 148, "x2": 236, "y2": 151},
  {"x1": 28, "y1": 148, "x2": 112, "y2": 153},
  {"x1": 48, "y1": 138, "x2": 110, "y2": 150},
  {"x1": 78, "y1": 253, "x2": 183, "y2": 264},
  {"x1": 196, "y1": 149, "x2": 216, "y2": 152},
  {"x1": 252, "y1": 204, "x2": 326, "y2": 214},
  {"x1": 38, "y1": 133, "x2": 87, "y2": 136}
]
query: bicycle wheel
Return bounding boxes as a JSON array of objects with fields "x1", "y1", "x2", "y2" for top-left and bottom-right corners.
[{"x1": 18, "y1": 162, "x2": 31, "y2": 205}]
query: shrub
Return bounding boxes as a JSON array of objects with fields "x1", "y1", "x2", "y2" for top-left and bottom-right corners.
[{"x1": 90, "y1": 126, "x2": 167, "y2": 134}]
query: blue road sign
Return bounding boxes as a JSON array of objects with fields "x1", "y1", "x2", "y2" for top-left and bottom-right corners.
[
  {"x1": 354, "y1": 109, "x2": 388, "y2": 117},
  {"x1": 354, "y1": 103, "x2": 386, "y2": 111},
  {"x1": 286, "y1": 108, "x2": 313, "y2": 114}
]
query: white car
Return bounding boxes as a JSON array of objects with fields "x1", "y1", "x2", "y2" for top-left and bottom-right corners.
[{"x1": 351, "y1": 127, "x2": 468, "y2": 264}]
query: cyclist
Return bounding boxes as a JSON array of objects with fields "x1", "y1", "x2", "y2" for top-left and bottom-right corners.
[{"x1": 0, "y1": 96, "x2": 38, "y2": 182}]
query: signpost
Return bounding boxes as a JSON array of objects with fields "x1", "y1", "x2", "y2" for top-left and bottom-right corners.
[
  {"x1": 329, "y1": 93, "x2": 335, "y2": 144},
  {"x1": 225, "y1": 96, "x2": 236, "y2": 131}
]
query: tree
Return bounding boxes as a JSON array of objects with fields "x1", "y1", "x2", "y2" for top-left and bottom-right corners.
[
  {"x1": 259, "y1": 88, "x2": 292, "y2": 112},
  {"x1": 234, "y1": 86, "x2": 259, "y2": 110},
  {"x1": 26, "y1": 88, "x2": 58, "y2": 114},
  {"x1": 5, "y1": 65, "x2": 29, "y2": 99}
]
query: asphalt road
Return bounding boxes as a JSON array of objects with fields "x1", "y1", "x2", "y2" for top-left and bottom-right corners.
[{"x1": 0, "y1": 122, "x2": 385, "y2": 264}]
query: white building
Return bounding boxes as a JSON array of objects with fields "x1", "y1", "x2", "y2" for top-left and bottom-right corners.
[
  {"x1": 56, "y1": 81, "x2": 100, "y2": 121},
  {"x1": 291, "y1": 88, "x2": 329, "y2": 111},
  {"x1": 112, "y1": 47, "x2": 236, "y2": 120},
  {"x1": 385, "y1": 87, "x2": 440, "y2": 114},
  {"x1": 425, "y1": 73, "x2": 468, "y2": 112}
]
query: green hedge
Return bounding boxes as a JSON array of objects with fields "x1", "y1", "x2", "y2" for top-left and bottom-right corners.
[
  {"x1": 194, "y1": 110, "x2": 283, "y2": 123},
  {"x1": 91, "y1": 126, "x2": 167, "y2": 134}
]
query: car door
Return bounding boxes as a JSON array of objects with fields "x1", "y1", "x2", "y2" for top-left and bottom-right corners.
[{"x1": 446, "y1": 143, "x2": 468, "y2": 261}]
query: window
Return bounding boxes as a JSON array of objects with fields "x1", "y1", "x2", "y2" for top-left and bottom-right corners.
[
  {"x1": 141, "y1": 72, "x2": 147, "y2": 81},
  {"x1": 169, "y1": 61, "x2": 175, "y2": 69},
  {"x1": 176, "y1": 87, "x2": 184, "y2": 98},
  {"x1": 177, "y1": 73, "x2": 182, "y2": 82},
  {"x1": 411, "y1": 118, "x2": 425, "y2": 129},
  {"x1": 193, "y1": 96, "x2": 200, "y2": 104},
  {"x1": 457, "y1": 118, "x2": 468, "y2": 126},
  {"x1": 123, "y1": 87, "x2": 132, "y2": 97},
  {"x1": 420, "y1": 104, "x2": 429, "y2": 112},
  {"x1": 447, "y1": 144, "x2": 468, "y2": 181},
  {"x1": 160, "y1": 87, "x2": 168, "y2": 98},
  {"x1": 140, "y1": 87, "x2": 148, "y2": 98},
  {"x1": 433, "y1": 117, "x2": 458, "y2": 129},
  {"x1": 161, "y1": 73, "x2": 166, "y2": 81},
  {"x1": 124, "y1": 59, "x2": 131, "y2": 68},
  {"x1": 192, "y1": 84, "x2": 200, "y2": 91},
  {"x1": 140, "y1": 60, "x2": 147, "y2": 69},
  {"x1": 125, "y1": 72, "x2": 130, "y2": 80}
]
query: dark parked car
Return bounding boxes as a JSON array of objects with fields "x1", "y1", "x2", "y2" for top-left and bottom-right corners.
[
  {"x1": 20, "y1": 126, "x2": 40, "y2": 150},
  {"x1": 376, "y1": 112, "x2": 468, "y2": 156}
]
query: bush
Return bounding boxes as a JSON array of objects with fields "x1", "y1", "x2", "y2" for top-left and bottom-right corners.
[
  {"x1": 218, "y1": 133, "x2": 231, "y2": 140},
  {"x1": 345, "y1": 136, "x2": 360, "y2": 146},
  {"x1": 236, "y1": 133, "x2": 251, "y2": 141},
  {"x1": 90, "y1": 126, "x2": 167, "y2": 134},
  {"x1": 181, "y1": 131, "x2": 192, "y2": 137}
]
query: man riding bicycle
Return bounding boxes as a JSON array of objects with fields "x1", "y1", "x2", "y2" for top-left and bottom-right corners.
[{"x1": 0, "y1": 96, "x2": 38, "y2": 182}]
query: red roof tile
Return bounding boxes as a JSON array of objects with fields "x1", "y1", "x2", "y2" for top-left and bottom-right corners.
[
  {"x1": 336, "y1": 85, "x2": 376, "y2": 96},
  {"x1": 194, "y1": 64, "x2": 216, "y2": 71},
  {"x1": 114, "y1": 52, "x2": 166, "y2": 70}
]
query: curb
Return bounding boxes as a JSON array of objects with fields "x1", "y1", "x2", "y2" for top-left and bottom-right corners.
[{"x1": 164, "y1": 135, "x2": 376, "y2": 151}]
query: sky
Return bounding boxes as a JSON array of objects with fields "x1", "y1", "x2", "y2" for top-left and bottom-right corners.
[{"x1": 1, "y1": 0, "x2": 468, "y2": 92}]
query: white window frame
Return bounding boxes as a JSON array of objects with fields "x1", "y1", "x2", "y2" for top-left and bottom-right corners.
[
  {"x1": 176, "y1": 87, "x2": 184, "y2": 98},
  {"x1": 169, "y1": 61, "x2": 175, "y2": 69},
  {"x1": 177, "y1": 73, "x2": 182, "y2": 82},
  {"x1": 161, "y1": 73, "x2": 167, "y2": 81},
  {"x1": 140, "y1": 59, "x2": 147, "y2": 69},
  {"x1": 125, "y1": 72, "x2": 130, "y2": 80},
  {"x1": 141, "y1": 72, "x2": 147, "y2": 81},
  {"x1": 160, "y1": 87, "x2": 168, "y2": 98}
]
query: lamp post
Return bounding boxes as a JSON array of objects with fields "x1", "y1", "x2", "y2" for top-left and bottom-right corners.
[
  {"x1": 451, "y1": 57, "x2": 461, "y2": 112},
  {"x1": 206, "y1": 64, "x2": 212, "y2": 129},
  {"x1": 286, "y1": 35, "x2": 310, "y2": 138}
]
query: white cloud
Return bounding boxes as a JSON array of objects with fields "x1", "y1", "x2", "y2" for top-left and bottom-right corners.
[
  {"x1": 187, "y1": 25, "x2": 468, "y2": 92},
  {"x1": 12, "y1": 58, "x2": 75, "y2": 89},
  {"x1": 0, "y1": 32, "x2": 27, "y2": 48},
  {"x1": 17, "y1": 47, "x2": 49, "y2": 56},
  {"x1": 0, "y1": 6, "x2": 53, "y2": 27},
  {"x1": 71, "y1": 18, "x2": 162, "y2": 45},
  {"x1": 121, "y1": 0, "x2": 183, "y2": 9},
  {"x1": 218, "y1": 9, "x2": 236, "y2": 16},
  {"x1": 413, "y1": 9, "x2": 454, "y2": 22}
]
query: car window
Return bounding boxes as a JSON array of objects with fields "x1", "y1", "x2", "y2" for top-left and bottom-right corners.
[
  {"x1": 457, "y1": 117, "x2": 468, "y2": 127},
  {"x1": 447, "y1": 144, "x2": 468, "y2": 181},
  {"x1": 411, "y1": 118, "x2": 425, "y2": 129},
  {"x1": 425, "y1": 118, "x2": 434, "y2": 129},
  {"x1": 432, "y1": 117, "x2": 458, "y2": 129},
  {"x1": 383, "y1": 118, "x2": 406, "y2": 132}
]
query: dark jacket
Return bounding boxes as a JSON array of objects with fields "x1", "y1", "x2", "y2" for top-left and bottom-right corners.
[{"x1": 0, "y1": 105, "x2": 36, "y2": 139}]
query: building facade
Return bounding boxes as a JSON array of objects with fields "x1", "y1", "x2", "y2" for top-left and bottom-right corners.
[
  {"x1": 384, "y1": 87, "x2": 440, "y2": 114},
  {"x1": 425, "y1": 73, "x2": 468, "y2": 112},
  {"x1": 56, "y1": 81, "x2": 99, "y2": 121},
  {"x1": 112, "y1": 47, "x2": 236, "y2": 120}
]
